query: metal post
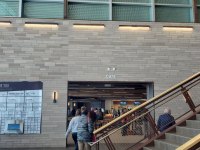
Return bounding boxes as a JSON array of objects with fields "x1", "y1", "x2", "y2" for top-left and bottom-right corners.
[
  {"x1": 107, "y1": 136, "x2": 116, "y2": 150},
  {"x1": 182, "y1": 88, "x2": 196, "y2": 112},
  {"x1": 96, "y1": 142, "x2": 99, "y2": 150},
  {"x1": 64, "y1": 0, "x2": 68, "y2": 19},
  {"x1": 19, "y1": 0, "x2": 22, "y2": 17},
  {"x1": 104, "y1": 136, "x2": 116, "y2": 150},
  {"x1": 193, "y1": 0, "x2": 198, "y2": 23},
  {"x1": 104, "y1": 137, "x2": 112, "y2": 150},
  {"x1": 145, "y1": 112, "x2": 159, "y2": 136}
]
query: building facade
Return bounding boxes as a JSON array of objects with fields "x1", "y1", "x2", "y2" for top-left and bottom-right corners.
[{"x1": 0, "y1": 0, "x2": 200, "y2": 148}]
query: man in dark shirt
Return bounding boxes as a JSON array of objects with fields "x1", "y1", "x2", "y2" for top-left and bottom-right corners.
[{"x1": 157, "y1": 108, "x2": 175, "y2": 132}]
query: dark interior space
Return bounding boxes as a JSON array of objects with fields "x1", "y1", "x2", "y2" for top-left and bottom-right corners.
[{"x1": 67, "y1": 82, "x2": 153, "y2": 118}]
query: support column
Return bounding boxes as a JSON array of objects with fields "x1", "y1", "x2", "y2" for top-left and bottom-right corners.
[
  {"x1": 64, "y1": 0, "x2": 68, "y2": 19},
  {"x1": 193, "y1": 0, "x2": 198, "y2": 23}
]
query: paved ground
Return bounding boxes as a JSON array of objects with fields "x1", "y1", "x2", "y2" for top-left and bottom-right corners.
[
  {"x1": 0, "y1": 149, "x2": 70, "y2": 150},
  {"x1": 0, "y1": 147, "x2": 80, "y2": 150},
  {"x1": 0, "y1": 144, "x2": 135, "y2": 150},
  {"x1": 0, "y1": 131, "x2": 144, "y2": 150}
]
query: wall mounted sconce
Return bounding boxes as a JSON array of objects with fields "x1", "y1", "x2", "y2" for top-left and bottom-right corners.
[
  {"x1": 73, "y1": 103, "x2": 76, "y2": 107},
  {"x1": 25, "y1": 22, "x2": 58, "y2": 28},
  {"x1": 119, "y1": 25, "x2": 150, "y2": 31},
  {"x1": 68, "y1": 102, "x2": 70, "y2": 106},
  {"x1": 0, "y1": 21, "x2": 11, "y2": 26},
  {"x1": 163, "y1": 26, "x2": 193, "y2": 32},
  {"x1": 73, "y1": 24, "x2": 105, "y2": 29},
  {"x1": 52, "y1": 91, "x2": 58, "y2": 103}
]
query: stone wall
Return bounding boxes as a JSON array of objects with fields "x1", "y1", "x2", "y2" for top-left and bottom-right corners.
[{"x1": 0, "y1": 18, "x2": 200, "y2": 147}]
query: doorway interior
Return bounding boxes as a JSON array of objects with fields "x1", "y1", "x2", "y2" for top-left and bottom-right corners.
[{"x1": 67, "y1": 81, "x2": 154, "y2": 124}]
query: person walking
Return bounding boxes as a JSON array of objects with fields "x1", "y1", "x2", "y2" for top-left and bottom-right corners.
[
  {"x1": 77, "y1": 106, "x2": 94, "y2": 150},
  {"x1": 66, "y1": 109, "x2": 81, "y2": 150}
]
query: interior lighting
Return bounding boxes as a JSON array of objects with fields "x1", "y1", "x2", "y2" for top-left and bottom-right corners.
[
  {"x1": 119, "y1": 25, "x2": 150, "y2": 31},
  {"x1": 25, "y1": 22, "x2": 58, "y2": 28},
  {"x1": 73, "y1": 24, "x2": 105, "y2": 29},
  {"x1": 0, "y1": 21, "x2": 11, "y2": 26},
  {"x1": 163, "y1": 26, "x2": 193, "y2": 32}
]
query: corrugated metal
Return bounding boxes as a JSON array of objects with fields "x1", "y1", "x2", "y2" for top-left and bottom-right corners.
[
  {"x1": 68, "y1": 2, "x2": 109, "y2": 20},
  {"x1": 23, "y1": 2, "x2": 63, "y2": 18},
  {"x1": 112, "y1": 4, "x2": 151, "y2": 21}
]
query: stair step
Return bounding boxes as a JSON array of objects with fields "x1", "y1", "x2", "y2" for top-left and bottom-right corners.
[
  {"x1": 196, "y1": 114, "x2": 200, "y2": 121},
  {"x1": 186, "y1": 120, "x2": 200, "y2": 129},
  {"x1": 154, "y1": 139, "x2": 179, "y2": 150},
  {"x1": 165, "y1": 132, "x2": 191, "y2": 145},
  {"x1": 143, "y1": 113, "x2": 200, "y2": 150},
  {"x1": 176, "y1": 126, "x2": 200, "y2": 138},
  {"x1": 143, "y1": 147, "x2": 158, "y2": 150}
]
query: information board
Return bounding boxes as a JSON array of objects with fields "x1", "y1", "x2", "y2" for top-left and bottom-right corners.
[{"x1": 0, "y1": 81, "x2": 43, "y2": 134}]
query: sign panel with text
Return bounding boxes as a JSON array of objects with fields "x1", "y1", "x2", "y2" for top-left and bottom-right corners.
[{"x1": 0, "y1": 81, "x2": 42, "y2": 134}]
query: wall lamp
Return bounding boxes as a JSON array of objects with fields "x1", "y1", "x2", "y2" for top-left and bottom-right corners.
[
  {"x1": 25, "y1": 22, "x2": 58, "y2": 28},
  {"x1": 119, "y1": 25, "x2": 150, "y2": 31},
  {"x1": 163, "y1": 26, "x2": 193, "y2": 32},
  {"x1": 73, "y1": 24, "x2": 105, "y2": 29},
  {"x1": 0, "y1": 21, "x2": 11, "y2": 26},
  {"x1": 52, "y1": 91, "x2": 58, "y2": 103}
]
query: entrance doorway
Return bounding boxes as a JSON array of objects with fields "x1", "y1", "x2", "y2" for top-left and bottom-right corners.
[
  {"x1": 66, "y1": 81, "x2": 154, "y2": 147},
  {"x1": 67, "y1": 81, "x2": 154, "y2": 125}
]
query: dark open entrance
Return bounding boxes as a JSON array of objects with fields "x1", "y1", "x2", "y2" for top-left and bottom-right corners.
[
  {"x1": 67, "y1": 81, "x2": 154, "y2": 123},
  {"x1": 66, "y1": 81, "x2": 154, "y2": 147}
]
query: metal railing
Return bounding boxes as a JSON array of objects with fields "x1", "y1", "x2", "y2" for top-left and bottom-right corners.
[
  {"x1": 90, "y1": 72, "x2": 200, "y2": 150},
  {"x1": 176, "y1": 134, "x2": 200, "y2": 150}
]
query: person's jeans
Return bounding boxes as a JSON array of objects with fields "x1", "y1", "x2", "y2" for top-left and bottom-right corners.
[
  {"x1": 72, "y1": 132, "x2": 78, "y2": 150},
  {"x1": 78, "y1": 141, "x2": 91, "y2": 150}
]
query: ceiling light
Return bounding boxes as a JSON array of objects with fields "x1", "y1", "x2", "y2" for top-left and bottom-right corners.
[
  {"x1": 163, "y1": 26, "x2": 193, "y2": 32},
  {"x1": 119, "y1": 25, "x2": 150, "y2": 31},
  {"x1": 0, "y1": 21, "x2": 11, "y2": 26},
  {"x1": 73, "y1": 24, "x2": 105, "y2": 29},
  {"x1": 25, "y1": 22, "x2": 58, "y2": 28}
]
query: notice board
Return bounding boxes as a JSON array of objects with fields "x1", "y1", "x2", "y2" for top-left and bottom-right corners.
[{"x1": 0, "y1": 81, "x2": 42, "y2": 134}]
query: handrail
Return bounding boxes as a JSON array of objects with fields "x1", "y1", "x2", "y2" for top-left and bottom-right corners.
[
  {"x1": 90, "y1": 87, "x2": 194, "y2": 147},
  {"x1": 176, "y1": 134, "x2": 200, "y2": 150},
  {"x1": 94, "y1": 71, "x2": 200, "y2": 135}
]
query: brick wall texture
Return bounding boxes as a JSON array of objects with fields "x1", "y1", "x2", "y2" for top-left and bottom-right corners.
[{"x1": 0, "y1": 18, "x2": 200, "y2": 148}]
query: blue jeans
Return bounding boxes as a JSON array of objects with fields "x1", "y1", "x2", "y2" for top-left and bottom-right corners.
[{"x1": 72, "y1": 132, "x2": 78, "y2": 150}]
